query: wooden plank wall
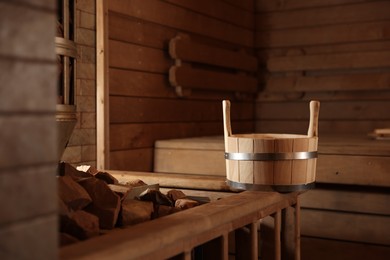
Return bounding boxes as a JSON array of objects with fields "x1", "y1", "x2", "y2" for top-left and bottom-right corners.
[
  {"x1": 107, "y1": 0, "x2": 256, "y2": 171},
  {"x1": 255, "y1": 0, "x2": 390, "y2": 135},
  {"x1": 255, "y1": 1, "x2": 390, "y2": 258}
]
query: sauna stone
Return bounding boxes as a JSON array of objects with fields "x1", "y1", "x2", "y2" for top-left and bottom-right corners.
[
  {"x1": 60, "y1": 210, "x2": 100, "y2": 240},
  {"x1": 58, "y1": 175, "x2": 92, "y2": 211},
  {"x1": 95, "y1": 171, "x2": 119, "y2": 184},
  {"x1": 175, "y1": 198, "x2": 199, "y2": 209},
  {"x1": 120, "y1": 199, "x2": 154, "y2": 226},
  {"x1": 79, "y1": 178, "x2": 121, "y2": 229},
  {"x1": 166, "y1": 189, "x2": 186, "y2": 202}
]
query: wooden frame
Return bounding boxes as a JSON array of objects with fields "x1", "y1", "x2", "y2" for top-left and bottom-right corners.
[
  {"x1": 96, "y1": 0, "x2": 109, "y2": 169},
  {"x1": 60, "y1": 171, "x2": 302, "y2": 259}
]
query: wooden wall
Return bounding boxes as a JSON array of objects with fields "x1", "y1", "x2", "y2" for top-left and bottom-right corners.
[
  {"x1": 255, "y1": 0, "x2": 390, "y2": 135},
  {"x1": 0, "y1": 1, "x2": 58, "y2": 258},
  {"x1": 106, "y1": 0, "x2": 256, "y2": 171},
  {"x1": 255, "y1": 1, "x2": 390, "y2": 258}
]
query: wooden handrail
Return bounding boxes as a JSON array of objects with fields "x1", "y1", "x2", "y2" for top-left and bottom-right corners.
[{"x1": 60, "y1": 190, "x2": 299, "y2": 259}]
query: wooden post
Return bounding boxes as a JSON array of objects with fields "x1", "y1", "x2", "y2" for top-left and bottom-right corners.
[
  {"x1": 236, "y1": 223, "x2": 258, "y2": 260},
  {"x1": 96, "y1": 0, "x2": 110, "y2": 169},
  {"x1": 281, "y1": 206, "x2": 295, "y2": 260},
  {"x1": 275, "y1": 210, "x2": 282, "y2": 260},
  {"x1": 295, "y1": 198, "x2": 301, "y2": 260}
]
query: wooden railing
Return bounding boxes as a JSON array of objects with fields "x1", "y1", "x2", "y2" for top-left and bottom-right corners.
[{"x1": 60, "y1": 172, "x2": 301, "y2": 260}]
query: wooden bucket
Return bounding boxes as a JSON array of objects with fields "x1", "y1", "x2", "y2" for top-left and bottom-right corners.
[{"x1": 223, "y1": 100, "x2": 320, "y2": 192}]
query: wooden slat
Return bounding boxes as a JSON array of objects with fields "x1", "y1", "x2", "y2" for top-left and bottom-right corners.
[
  {"x1": 259, "y1": 40, "x2": 390, "y2": 59},
  {"x1": 109, "y1": 69, "x2": 175, "y2": 98},
  {"x1": 154, "y1": 148, "x2": 225, "y2": 176},
  {"x1": 170, "y1": 37, "x2": 257, "y2": 72},
  {"x1": 109, "y1": 68, "x2": 244, "y2": 101},
  {"x1": 223, "y1": 0, "x2": 254, "y2": 11},
  {"x1": 267, "y1": 50, "x2": 390, "y2": 72},
  {"x1": 256, "y1": 20, "x2": 390, "y2": 48},
  {"x1": 273, "y1": 139, "x2": 293, "y2": 185},
  {"x1": 257, "y1": 89, "x2": 390, "y2": 102},
  {"x1": 255, "y1": 101, "x2": 390, "y2": 120},
  {"x1": 108, "y1": 0, "x2": 253, "y2": 47},
  {"x1": 291, "y1": 138, "x2": 309, "y2": 184},
  {"x1": 108, "y1": 13, "x2": 176, "y2": 49},
  {"x1": 266, "y1": 72, "x2": 390, "y2": 92},
  {"x1": 169, "y1": 66, "x2": 258, "y2": 93},
  {"x1": 300, "y1": 188, "x2": 390, "y2": 215},
  {"x1": 256, "y1": 119, "x2": 390, "y2": 135},
  {"x1": 256, "y1": 1, "x2": 390, "y2": 30},
  {"x1": 110, "y1": 97, "x2": 254, "y2": 123},
  {"x1": 238, "y1": 138, "x2": 254, "y2": 183},
  {"x1": 164, "y1": 0, "x2": 254, "y2": 29},
  {"x1": 254, "y1": 139, "x2": 274, "y2": 185},
  {"x1": 110, "y1": 170, "x2": 230, "y2": 191},
  {"x1": 301, "y1": 237, "x2": 390, "y2": 260},
  {"x1": 301, "y1": 209, "x2": 390, "y2": 245},
  {"x1": 109, "y1": 40, "x2": 171, "y2": 73},
  {"x1": 110, "y1": 122, "x2": 252, "y2": 151},
  {"x1": 316, "y1": 154, "x2": 390, "y2": 187},
  {"x1": 109, "y1": 148, "x2": 154, "y2": 171},
  {"x1": 227, "y1": 137, "x2": 239, "y2": 182},
  {"x1": 256, "y1": 0, "x2": 371, "y2": 12}
]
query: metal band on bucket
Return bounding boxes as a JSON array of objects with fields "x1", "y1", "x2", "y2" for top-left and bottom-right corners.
[
  {"x1": 225, "y1": 151, "x2": 317, "y2": 161},
  {"x1": 227, "y1": 180, "x2": 315, "y2": 192}
]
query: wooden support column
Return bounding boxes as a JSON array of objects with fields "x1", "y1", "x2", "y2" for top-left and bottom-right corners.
[
  {"x1": 282, "y1": 206, "x2": 295, "y2": 260},
  {"x1": 236, "y1": 222, "x2": 259, "y2": 260},
  {"x1": 275, "y1": 210, "x2": 282, "y2": 260},
  {"x1": 201, "y1": 234, "x2": 228, "y2": 260},
  {"x1": 295, "y1": 198, "x2": 301, "y2": 260}
]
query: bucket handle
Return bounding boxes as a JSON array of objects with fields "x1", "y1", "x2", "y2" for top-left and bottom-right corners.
[
  {"x1": 307, "y1": 100, "x2": 320, "y2": 137},
  {"x1": 222, "y1": 100, "x2": 232, "y2": 148},
  {"x1": 223, "y1": 100, "x2": 320, "y2": 140}
]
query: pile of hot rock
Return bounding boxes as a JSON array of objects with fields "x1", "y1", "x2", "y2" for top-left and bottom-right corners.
[{"x1": 58, "y1": 163, "x2": 200, "y2": 246}]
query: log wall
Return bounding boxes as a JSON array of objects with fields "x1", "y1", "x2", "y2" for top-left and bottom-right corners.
[
  {"x1": 255, "y1": 0, "x2": 390, "y2": 135},
  {"x1": 107, "y1": 0, "x2": 256, "y2": 171}
]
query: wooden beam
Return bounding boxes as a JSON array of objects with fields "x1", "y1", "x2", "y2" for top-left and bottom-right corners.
[{"x1": 96, "y1": 0, "x2": 109, "y2": 169}]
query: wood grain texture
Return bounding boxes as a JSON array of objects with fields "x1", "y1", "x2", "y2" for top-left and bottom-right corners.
[
  {"x1": 301, "y1": 209, "x2": 390, "y2": 245},
  {"x1": 254, "y1": 139, "x2": 275, "y2": 185},
  {"x1": 110, "y1": 97, "x2": 254, "y2": 123},
  {"x1": 169, "y1": 66, "x2": 257, "y2": 93},
  {"x1": 300, "y1": 188, "x2": 390, "y2": 215},
  {"x1": 256, "y1": 20, "x2": 390, "y2": 48},
  {"x1": 301, "y1": 237, "x2": 390, "y2": 260},
  {"x1": 60, "y1": 191, "x2": 297, "y2": 259},
  {"x1": 164, "y1": 0, "x2": 254, "y2": 29},
  {"x1": 267, "y1": 50, "x2": 390, "y2": 72},
  {"x1": 266, "y1": 72, "x2": 390, "y2": 92},
  {"x1": 108, "y1": 0, "x2": 253, "y2": 47},
  {"x1": 170, "y1": 36, "x2": 257, "y2": 71},
  {"x1": 256, "y1": 1, "x2": 390, "y2": 30}
]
